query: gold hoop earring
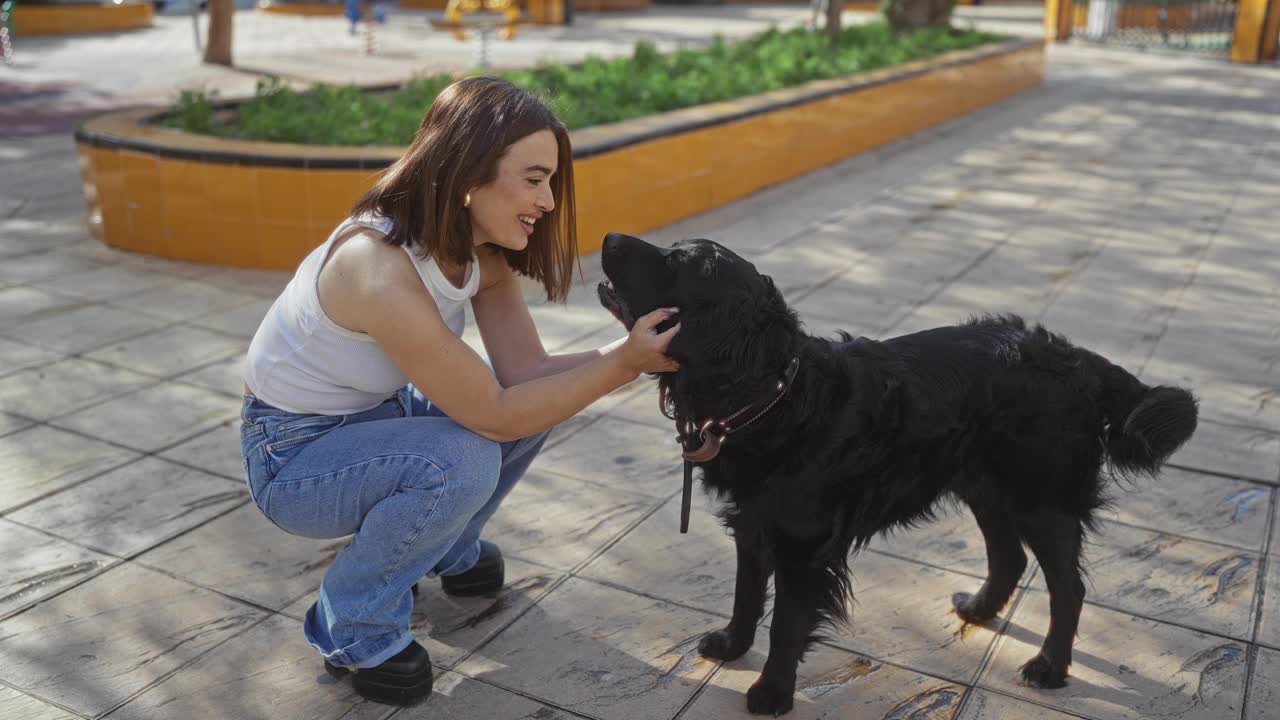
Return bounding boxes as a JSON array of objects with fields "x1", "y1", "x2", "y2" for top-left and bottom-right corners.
[{"x1": 463, "y1": 192, "x2": 471, "y2": 208}]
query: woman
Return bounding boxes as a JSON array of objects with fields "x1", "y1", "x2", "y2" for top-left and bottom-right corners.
[{"x1": 239, "y1": 76, "x2": 679, "y2": 706}]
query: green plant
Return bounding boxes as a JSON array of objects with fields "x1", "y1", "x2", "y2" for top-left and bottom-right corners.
[{"x1": 160, "y1": 21, "x2": 999, "y2": 145}]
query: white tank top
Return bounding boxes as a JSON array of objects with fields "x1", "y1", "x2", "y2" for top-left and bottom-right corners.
[{"x1": 244, "y1": 214, "x2": 480, "y2": 415}]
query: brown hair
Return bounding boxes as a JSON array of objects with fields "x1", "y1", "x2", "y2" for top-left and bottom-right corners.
[{"x1": 352, "y1": 76, "x2": 578, "y2": 302}]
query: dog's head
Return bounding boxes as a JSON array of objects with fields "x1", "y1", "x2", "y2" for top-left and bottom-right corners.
[{"x1": 597, "y1": 233, "x2": 800, "y2": 384}]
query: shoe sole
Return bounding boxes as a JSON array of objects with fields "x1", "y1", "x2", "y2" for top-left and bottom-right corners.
[{"x1": 325, "y1": 661, "x2": 434, "y2": 706}]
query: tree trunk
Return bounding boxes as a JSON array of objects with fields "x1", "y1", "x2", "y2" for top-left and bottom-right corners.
[
  {"x1": 884, "y1": 0, "x2": 954, "y2": 33},
  {"x1": 204, "y1": 0, "x2": 233, "y2": 66},
  {"x1": 825, "y1": 0, "x2": 842, "y2": 44}
]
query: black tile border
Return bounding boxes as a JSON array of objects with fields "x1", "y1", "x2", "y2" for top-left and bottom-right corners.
[{"x1": 72, "y1": 38, "x2": 1042, "y2": 170}]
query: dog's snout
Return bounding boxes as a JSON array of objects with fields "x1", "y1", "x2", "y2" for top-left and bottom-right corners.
[{"x1": 603, "y1": 232, "x2": 640, "y2": 255}]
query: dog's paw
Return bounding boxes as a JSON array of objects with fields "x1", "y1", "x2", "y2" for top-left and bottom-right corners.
[
  {"x1": 698, "y1": 629, "x2": 751, "y2": 661},
  {"x1": 746, "y1": 678, "x2": 794, "y2": 716},
  {"x1": 1019, "y1": 654, "x2": 1068, "y2": 689},
  {"x1": 951, "y1": 591, "x2": 998, "y2": 624}
]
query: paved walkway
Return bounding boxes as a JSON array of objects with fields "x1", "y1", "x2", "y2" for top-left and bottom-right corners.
[{"x1": 1, "y1": 13, "x2": 1280, "y2": 720}]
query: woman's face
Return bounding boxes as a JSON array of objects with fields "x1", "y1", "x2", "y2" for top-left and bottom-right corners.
[{"x1": 468, "y1": 129, "x2": 558, "y2": 253}]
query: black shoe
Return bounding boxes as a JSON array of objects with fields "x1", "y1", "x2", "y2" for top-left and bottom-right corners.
[
  {"x1": 324, "y1": 640, "x2": 433, "y2": 706},
  {"x1": 440, "y1": 540, "x2": 505, "y2": 597}
]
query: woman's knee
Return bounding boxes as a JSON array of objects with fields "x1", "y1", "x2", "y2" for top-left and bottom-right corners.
[{"x1": 440, "y1": 432, "x2": 503, "y2": 509}]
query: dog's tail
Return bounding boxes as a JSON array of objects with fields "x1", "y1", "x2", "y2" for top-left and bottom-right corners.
[{"x1": 1090, "y1": 353, "x2": 1198, "y2": 478}]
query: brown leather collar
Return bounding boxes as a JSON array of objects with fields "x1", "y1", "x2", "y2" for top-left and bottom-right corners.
[{"x1": 661, "y1": 356, "x2": 800, "y2": 463}]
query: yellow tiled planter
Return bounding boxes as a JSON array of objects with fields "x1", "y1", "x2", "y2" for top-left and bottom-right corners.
[
  {"x1": 13, "y1": 1, "x2": 152, "y2": 36},
  {"x1": 74, "y1": 38, "x2": 1044, "y2": 270},
  {"x1": 573, "y1": 0, "x2": 647, "y2": 10},
  {"x1": 255, "y1": 0, "x2": 352, "y2": 14}
]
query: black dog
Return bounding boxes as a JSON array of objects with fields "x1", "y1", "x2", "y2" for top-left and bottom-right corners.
[{"x1": 597, "y1": 233, "x2": 1198, "y2": 716}]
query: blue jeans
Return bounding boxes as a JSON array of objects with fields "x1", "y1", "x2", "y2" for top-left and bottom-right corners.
[{"x1": 239, "y1": 386, "x2": 549, "y2": 669}]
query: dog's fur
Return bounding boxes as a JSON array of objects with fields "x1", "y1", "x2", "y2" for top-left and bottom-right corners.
[{"x1": 597, "y1": 233, "x2": 1199, "y2": 716}]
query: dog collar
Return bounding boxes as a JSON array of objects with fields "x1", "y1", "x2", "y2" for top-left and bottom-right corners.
[{"x1": 664, "y1": 356, "x2": 800, "y2": 533}]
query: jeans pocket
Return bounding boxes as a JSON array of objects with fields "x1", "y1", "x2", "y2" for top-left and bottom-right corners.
[{"x1": 264, "y1": 415, "x2": 347, "y2": 476}]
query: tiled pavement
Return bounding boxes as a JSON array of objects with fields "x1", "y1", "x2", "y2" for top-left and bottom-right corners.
[{"x1": 2, "y1": 29, "x2": 1280, "y2": 720}]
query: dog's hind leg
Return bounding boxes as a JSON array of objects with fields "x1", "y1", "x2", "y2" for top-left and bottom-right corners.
[
  {"x1": 1015, "y1": 509, "x2": 1086, "y2": 689},
  {"x1": 952, "y1": 500, "x2": 1027, "y2": 624},
  {"x1": 699, "y1": 533, "x2": 772, "y2": 662}
]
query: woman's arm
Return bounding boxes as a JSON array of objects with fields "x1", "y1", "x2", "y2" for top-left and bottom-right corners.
[
  {"x1": 325, "y1": 236, "x2": 677, "y2": 442},
  {"x1": 469, "y1": 249, "x2": 628, "y2": 387}
]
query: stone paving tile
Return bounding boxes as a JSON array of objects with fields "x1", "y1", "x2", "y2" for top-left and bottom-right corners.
[
  {"x1": 49, "y1": 381, "x2": 241, "y2": 454},
  {"x1": 1048, "y1": 521, "x2": 1260, "y2": 641},
  {"x1": 540, "y1": 409, "x2": 603, "y2": 452},
  {"x1": 107, "y1": 279, "x2": 261, "y2": 324},
  {"x1": 0, "y1": 563, "x2": 266, "y2": 718},
  {"x1": 747, "y1": 237, "x2": 871, "y2": 301},
  {"x1": 157, "y1": 417, "x2": 245, "y2": 480},
  {"x1": 1259, "y1": 558, "x2": 1279, "y2": 651},
  {"x1": 1102, "y1": 468, "x2": 1273, "y2": 553},
  {"x1": 187, "y1": 297, "x2": 274, "y2": 339},
  {"x1": 0, "y1": 229, "x2": 77, "y2": 262},
  {"x1": 0, "y1": 285, "x2": 86, "y2": 327},
  {"x1": 29, "y1": 262, "x2": 187, "y2": 303},
  {"x1": 2, "y1": 304, "x2": 171, "y2": 356},
  {"x1": 0, "y1": 519, "x2": 116, "y2": 621},
  {"x1": 137, "y1": 503, "x2": 345, "y2": 612},
  {"x1": 0, "y1": 425, "x2": 140, "y2": 514},
  {"x1": 790, "y1": 267, "x2": 921, "y2": 339},
  {"x1": 8, "y1": 456, "x2": 248, "y2": 558},
  {"x1": 866, "y1": 505, "x2": 1005, "y2": 580},
  {"x1": 578, "y1": 493, "x2": 743, "y2": 618},
  {"x1": 0, "y1": 336, "x2": 63, "y2": 379},
  {"x1": 0, "y1": 357, "x2": 155, "y2": 421},
  {"x1": 1246, "y1": 645, "x2": 1280, "y2": 720},
  {"x1": 395, "y1": 671, "x2": 576, "y2": 720},
  {"x1": 683, "y1": 628, "x2": 966, "y2": 720},
  {"x1": 104, "y1": 613, "x2": 390, "y2": 720},
  {"x1": 0, "y1": 685, "x2": 80, "y2": 720},
  {"x1": 1272, "y1": 503, "x2": 1279, "y2": 557},
  {"x1": 533, "y1": 416, "x2": 685, "y2": 500},
  {"x1": 196, "y1": 267, "x2": 293, "y2": 299},
  {"x1": 0, "y1": 412, "x2": 33, "y2": 438},
  {"x1": 605, "y1": 382, "x2": 672, "y2": 430},
  {"x1": 1143, "y1": 353, "x2": 1280, "y2": 436},
  {"x1": 82, "y1": 325, "x2": 247, "y2": 379},
  {"x1": 825, "y1": 551, "x2": 1005, "y2": 685},
  {"x1": 959, "y1": 689, "x2": 1087, "y2": 720},
  {"x1": 483, "y1": 469, "x2": 660, "y2": 572},
  {"x1": 1151, "y1": 327, "x2": 1280, "y2": 393},
  {"x1": 981, "y1": 589, "x2": 1249, "y2": 720},
  {"x1": 174, "y1": 354, "x2": 247, "y2": 399},
  {"x1": 0, "y1": 246, "x2": 125, "y2": 285},
  {"x1": 1166, "y1": 419, "x2": 1280, "y2": 485},
  {"x1": 524, "y1": 302, "x2": 616, "y2": 356},
  {"x1": 456, "y1": 577, "x2": 720, "y2": 720},
  {"x1": 404, "y1": 558, "x2": 564, "y2": 669}
]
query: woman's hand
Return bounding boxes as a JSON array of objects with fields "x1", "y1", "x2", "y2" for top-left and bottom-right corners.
[{"x1": 617, "y1": 307, "x2": 680, "y2": 375}]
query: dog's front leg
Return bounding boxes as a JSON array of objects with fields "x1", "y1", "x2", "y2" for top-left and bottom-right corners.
[
  {"x1": 699, "y1": 533, "x2": 771, "y2": 661},
  {"x1": 747, "y1": 561, "x2": 828, "y2": 717}
]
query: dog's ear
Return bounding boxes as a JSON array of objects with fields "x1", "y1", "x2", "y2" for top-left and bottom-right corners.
[{"x1": 667, "y1": 275, "x2": 798, "y2": 377}]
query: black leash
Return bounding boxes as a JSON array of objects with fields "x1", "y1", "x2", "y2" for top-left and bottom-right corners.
[{"x1": 669, "y1": 357, "x2": 800, "y2": 533}]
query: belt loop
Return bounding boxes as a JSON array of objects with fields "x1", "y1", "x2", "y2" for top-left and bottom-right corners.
[{"x1": 396, "y1": 387, "x2": 410, "y2": 418}]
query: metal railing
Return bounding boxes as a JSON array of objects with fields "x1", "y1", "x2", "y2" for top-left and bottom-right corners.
[{"x1": 1071, "y1": 0, "x2": 1240, "y2": 55}]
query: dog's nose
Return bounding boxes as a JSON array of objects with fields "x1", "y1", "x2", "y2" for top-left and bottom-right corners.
[{"x1": 603, "y1": 232, "x2": 637, "y2": 254}]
